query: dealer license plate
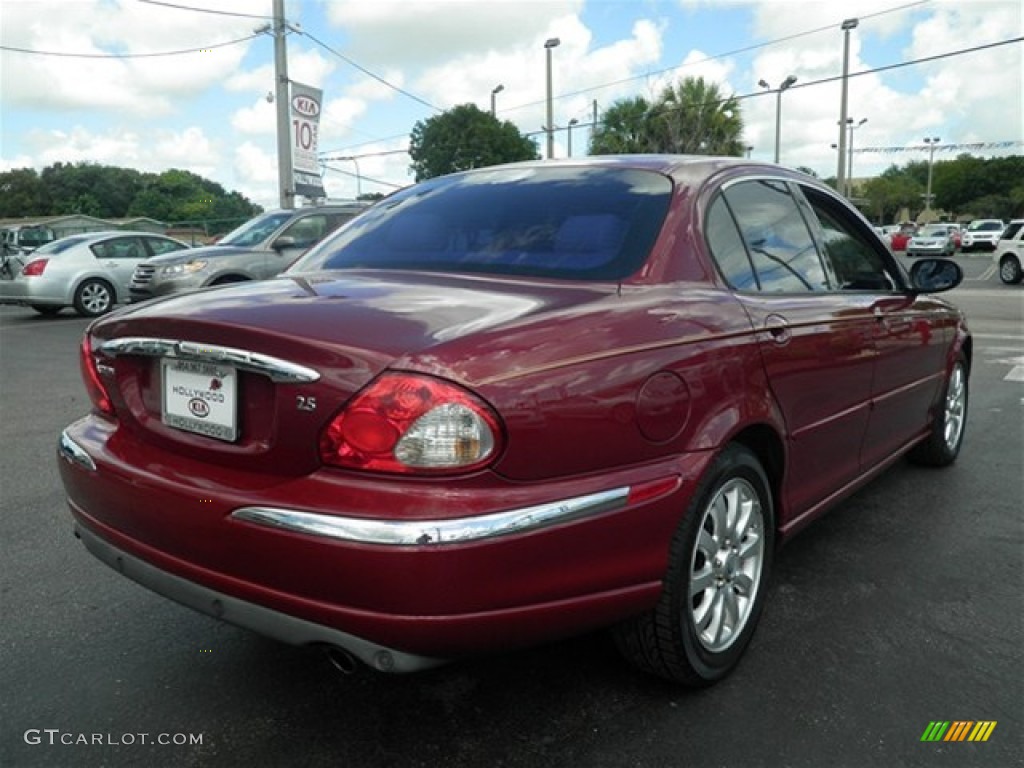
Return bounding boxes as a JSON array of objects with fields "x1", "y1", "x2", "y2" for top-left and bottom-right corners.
[{"x1": 161, "y1": 359, "x2": 238, "y2": 442}]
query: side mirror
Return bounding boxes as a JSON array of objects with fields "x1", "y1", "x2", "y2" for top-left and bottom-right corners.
[
  {"x1": 272, "y1": 236, "x2": 297, "y2": 251},
  {"x1": 909, "y1": 258, "x2": 963, "y2": 293}
]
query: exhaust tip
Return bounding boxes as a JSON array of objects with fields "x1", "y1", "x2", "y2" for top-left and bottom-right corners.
[{"x1": 325, "y1": 646, "x2": 359, "y2": 675}]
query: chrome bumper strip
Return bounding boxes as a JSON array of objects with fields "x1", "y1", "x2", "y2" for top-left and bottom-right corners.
[
  {"x1": 58, "y1": 430, "x2": 96, "y2": 472},
  {"x1": 97, "y1": 337, "x2": 320, "y2": 383},
  {"x1": 232, "y1": 486, "x2": 631, "y2": 546}
]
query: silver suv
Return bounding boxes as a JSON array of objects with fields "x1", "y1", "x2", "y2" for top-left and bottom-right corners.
[{"x1": 129, "y1": 203, "x2": 367, "y2": 302}]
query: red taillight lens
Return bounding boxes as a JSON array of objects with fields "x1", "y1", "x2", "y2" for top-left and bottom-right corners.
[
  {"x1": 80, "y1": 336, "x2": 114, "y2": 416},
  {"x1": 320, "y1": 373, "x2": 503, "y2": 474},
  {"x1": 22, "y1": 258, "x2": 48, "y2": 276}
]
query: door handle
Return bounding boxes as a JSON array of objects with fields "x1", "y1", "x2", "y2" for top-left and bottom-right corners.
[{"x1": 764, "y1": 314, "x2": 791, "y2": 345}]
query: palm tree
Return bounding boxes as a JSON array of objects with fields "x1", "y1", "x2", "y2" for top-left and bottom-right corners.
[
  {"x1": 647, "y1": 76, "x2": 745, "y2": 156},
  {"x1": 590, "y1": 96, "x2": 654, "y2": 155}
]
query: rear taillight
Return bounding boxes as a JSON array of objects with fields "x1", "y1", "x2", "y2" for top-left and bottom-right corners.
[
  {"x1": 22, "y1": 258, "x2": 48, "y2": 276},
  {"x1": 80, "y1": 336, "x2": 114, "y2": 416},
  {"x1": 320, "y1": 373, "x2": 503, "y2": 474}
]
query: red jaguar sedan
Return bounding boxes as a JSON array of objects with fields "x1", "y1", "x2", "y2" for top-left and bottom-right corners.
[{"x1": 58, "y1": 156, "x2": 970, "y2": 686}]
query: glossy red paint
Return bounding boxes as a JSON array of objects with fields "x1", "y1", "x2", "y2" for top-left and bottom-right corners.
[{"x1": 58, "y1": 156, "x2": 971, "y2": 680}]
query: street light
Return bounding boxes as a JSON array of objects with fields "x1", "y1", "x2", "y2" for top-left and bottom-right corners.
[
  {"x1": 845, "y1": 117, "x2": 867, "y2": 197},
  {"x1": 759, "y1": 75, "x2": 797, "y2": 164},
  {"x1": 923, "y1": 136, "x2": 941, "y2": 214},
  {"x1": 490, "y1": 84, "x2": 504, "y2": 117},
  {"x1": 567, "y1": 118, "x2": 579, "y2": 157},
  {"x1": 544, "y1": 37, "x2": 560, "y2": 159},
  {"x1": 836, "y1": 17, "x2": 859, "y2": 194}
]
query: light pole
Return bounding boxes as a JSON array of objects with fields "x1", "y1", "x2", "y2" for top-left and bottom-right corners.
[
  {"x1": 567, "y1": 118, "x2": 579, "y2": 157},
  {"x1": 746, "y1": 145, "x2": 754, "y2": 158},
  {"x1": 490, "y1": 84, "x2": 504, "y2": 117},
  {"x1": 845, "y1": 117, "x2": 867, "y2": 197},
  {"x1": 544, "y1": 37, "x2": 560, "y2": 159},
  {"x1": 836, "y1": 17, "x2": 859, "y2": 194},
  {"x1": 337, "y1": 156, "x2": 362, "y2": 199},
  {"x1": 923, "y1": 136, "x2": 941, "y2": 214},
  {"x1": 758, "y1": 75, "x2": 797, "y2": 164}
]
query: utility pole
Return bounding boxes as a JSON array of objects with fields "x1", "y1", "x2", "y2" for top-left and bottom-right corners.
[{"x1": 273, "y1": 0, "x2": 294, "y2": 209}]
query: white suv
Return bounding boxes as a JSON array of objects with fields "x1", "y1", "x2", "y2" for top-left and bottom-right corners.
[
  {"x1": 961, "y1": 219, "x2": 1005, "y2": 252},
  {"x1": 994, "y1": 219, "x2": 1024, "y2": 284}
]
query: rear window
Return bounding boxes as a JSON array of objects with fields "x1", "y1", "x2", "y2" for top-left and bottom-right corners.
[{"x1": 289, "y1": 166, "x2": 672, "y2": 281}]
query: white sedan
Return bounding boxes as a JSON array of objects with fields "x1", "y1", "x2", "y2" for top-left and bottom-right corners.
[{"x1": 0, "y1": 231, "x2": 189, "y2": 317}]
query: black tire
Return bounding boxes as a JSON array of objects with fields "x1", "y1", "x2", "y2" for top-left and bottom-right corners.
[
  {"x1": 210, "y1": 275, "x2": 249, "y2": 286},
  {"x1": 73, "y1": 279, "x2": 114, "y2": 317},
  {"x1": 30, "y1": 305, "x2": 62, "y2": 317},
  {"x1": 909, "y1": 357, "x2": 968, "y2": 467},
  {"x1": 998, "y1": 255, "x2": 1023, "y2": 285},
  {"x1": 614, "y1": 444, "x2": 774, "y2": 686}
]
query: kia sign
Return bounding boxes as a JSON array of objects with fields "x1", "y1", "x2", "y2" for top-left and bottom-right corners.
[{"x1": 290, "y1": 81, "x2": 326, "y2": 199}]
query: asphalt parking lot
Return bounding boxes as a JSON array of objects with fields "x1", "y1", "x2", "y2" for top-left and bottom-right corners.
[{"x1": 1, "y1": 255, "x2": 1020, "y2": 768}]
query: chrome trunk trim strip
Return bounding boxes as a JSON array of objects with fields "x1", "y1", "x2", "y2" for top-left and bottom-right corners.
[
  {"x1": 98, "y1": 337, "x2": 320, "y2": 383},
  {"x1": 232, "y1": 487, "x2": 631, "y2": 546}
]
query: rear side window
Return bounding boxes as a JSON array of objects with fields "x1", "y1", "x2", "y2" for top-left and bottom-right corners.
[
  {"x1": 706, "y1": 196, "x2": 758, "y2": 290},
  {"x1": 719, "y1": 180, "x2": 827, "y2": 292},
  {"x1": 290, "y1": 167, "x2": 673, "y2": 282}
]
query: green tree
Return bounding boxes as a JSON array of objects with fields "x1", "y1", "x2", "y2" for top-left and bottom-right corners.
[
  {"x1": 0, "y1": 168, "x2": 46, "y2": 216},
  {"x1": 409, "y1": 104, "x2": 538, "y2": 181},
  {"x1": 590, "y1": 96, "x2": 653, "y2": 154},
  {"x1": 646, "y1": 77, "x2": 745, "y2": 156}
]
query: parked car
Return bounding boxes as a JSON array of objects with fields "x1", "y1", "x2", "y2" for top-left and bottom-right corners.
[
  {"x1": 0, "y1": 231, "x2": 189, "y2": 317},
  {"x1": 60, "y1": 156, "x2": 970, "y2": 686},
  {"x1": 994, "y1": 219, "x2": 1024, "y2": 284},
  {"x1": 906, "y1": 224, "x2": 957, "y2": 258},
  {"x1": 889, "y1": 223, "x2": 917, "y2": 252},
  {"x1": 961, "y1": 219, "x2": 1005, "y2": 252},
  {"x1": 1, "y1": 223, "x2": 56, "y2": 253},
  {"x1": 128, "y1": 203, "x2": 368, "y2": 302}
]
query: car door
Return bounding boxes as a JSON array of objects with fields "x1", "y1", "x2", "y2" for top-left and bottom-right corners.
[
  {"x1": 796, "y1": 184, "x2": 950, "y2": 467},
  {"x1": 90, "y1": 236, "x2": 150, "y2": 298},
  {"x1": 705, "y1": 179, "x2": 876, "y2": 523}
]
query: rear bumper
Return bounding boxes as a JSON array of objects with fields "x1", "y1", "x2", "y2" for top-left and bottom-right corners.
[
  {"x1": 59, "y1": 419, "x2": 707, "y2": 661},
  {"x1": 73, "y1": 519, "x2": 444, "y2": 673},
  {"x1": 0, "y1": 278, "x2": 67, "y2": 305}
]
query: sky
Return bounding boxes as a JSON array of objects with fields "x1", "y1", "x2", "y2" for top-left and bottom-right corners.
[{"x1": 1, "y1": 0, "x2": 1021, "y2": 211}]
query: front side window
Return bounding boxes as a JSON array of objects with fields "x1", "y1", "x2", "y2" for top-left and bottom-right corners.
[
  {"x1": 290, "y1": 167, "x2": 673, "y2": 282},
  {"x1": 145, "y1": 237, "x2": 188, "y2": 256},
  {"x1": 721, "y1": 180, "x2": 827, "y2": 292},
  {"x1": 219, "y1": 212, "x2": 293, "y2": 247},
  {"x1": 800, "y1": 187, "x2": 898, "y2": 292}
]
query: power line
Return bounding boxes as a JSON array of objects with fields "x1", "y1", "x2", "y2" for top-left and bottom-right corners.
[
  {"x1": 500, "y1": 0, "x2": 936, "y2": 114},
  {"x1": 135, "y1": 0, "x2": 274, "y2": 21},
  {"x1": 0, "y1": 33, "x2": 264, "y2": 59},
  {"x1": 321, "y1": 164, "x2": 404, "y2": 191},
  {"x1": 298, "y1": 29, "x2": 440, "y2": 113}
]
